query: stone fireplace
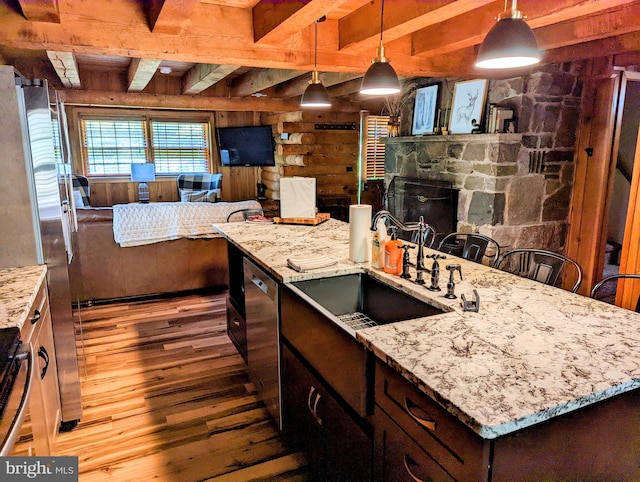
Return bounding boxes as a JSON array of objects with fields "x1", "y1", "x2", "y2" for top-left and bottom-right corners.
[
  {"x1": 384, "y1": 63, "x2": 584, "y2": 253},
  {"x1": 384, "y1": 133, "x2": 573, "y2": 252}
]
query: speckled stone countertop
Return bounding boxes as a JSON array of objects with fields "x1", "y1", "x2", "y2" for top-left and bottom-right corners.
[
  {"x1": 213, "y1": 219, "x2": 640, "y2": 439},
  {"x1": 0, "y1": 265, "x2": 47, "y2": 331}
]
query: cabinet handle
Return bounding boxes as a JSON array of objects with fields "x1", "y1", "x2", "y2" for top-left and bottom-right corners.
[
  {"x1": 405, "y1": 397, "x2": 436, "y2": 432},
  {"x1": 38, "y1": 346, "x2": 50, "y2": 380},
  {"x1": 312, "y1": 391, "x2": 322, "y2": 426},
  {"x1": 403, "y1": 454, "x2": 429, "y2": 482},
  {"x1": 31, "y1": 309, "x2": 41, "y2": 325},
  {"x1": 232, "y1": 317, "x2": 241, "y2": 327},
  {"x1": 306, "y1": 386, "x2": 323, "y2": 426}
]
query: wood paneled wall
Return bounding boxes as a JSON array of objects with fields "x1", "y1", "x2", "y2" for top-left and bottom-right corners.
[{"x1": 64, "y1": 97, "x2": 262, "y2": 206}]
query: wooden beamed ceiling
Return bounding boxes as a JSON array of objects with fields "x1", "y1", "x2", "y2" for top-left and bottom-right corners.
[{"x1": 2, "y1": 0, "x2": 640, "y2": 110}]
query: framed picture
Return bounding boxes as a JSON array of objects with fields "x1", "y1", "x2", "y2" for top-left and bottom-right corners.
[
  {"x1": 411, "y1": 84, "x2": 439, "y2": 135},
  {"x1": 449, "y1": 79, "x2": 488, "y2": 134}
]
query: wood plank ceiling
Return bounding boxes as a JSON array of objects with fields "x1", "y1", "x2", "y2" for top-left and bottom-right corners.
[{"x1": 0, "y1": 0, "x2": 639, "y2": 110}]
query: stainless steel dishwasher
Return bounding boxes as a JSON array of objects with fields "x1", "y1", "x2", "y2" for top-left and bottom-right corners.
[{"x1": 243, "y1": 257, "x2": 281, "y2": 429}]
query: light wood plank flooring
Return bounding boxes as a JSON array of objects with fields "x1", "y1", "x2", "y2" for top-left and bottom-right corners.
[{"x1": 14, "y1": 290, "x2": 308, "y2": 481}]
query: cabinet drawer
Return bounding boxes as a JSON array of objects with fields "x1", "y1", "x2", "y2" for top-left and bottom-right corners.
[
  {"x1": 20, "y1": 283, "x2": 49, "y2": 344},
  {"x1": 226, "y1": 298, "x2": 246, "y2": 361},
  {"x1": 375, "y1": 406, "x2": 455, "y2": 482},
  {"x1": 375, "y1": 359, "x2": 488, "y2": 481}
]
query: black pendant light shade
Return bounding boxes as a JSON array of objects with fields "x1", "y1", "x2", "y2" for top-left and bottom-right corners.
[
  {"x1": 360, "y1": 50, "x2": 401, "y2": 96},
  {"x1": 360, "y1": 0, "x2": 400, "y2": 96},
  {"x1": 475, "y1": 2, "x2": 540, "y2": 69},
  {"x1": 301, "y1": 71, "x2": 331, "y2": 108},
  {"x1": 301, "y1": 16, "x2": 331, "y2": 108}
]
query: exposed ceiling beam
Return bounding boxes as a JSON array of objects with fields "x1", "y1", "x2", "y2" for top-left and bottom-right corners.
[
  {"x1": 182, "y1": 64, "x2": 241, "y2": 95},
  {"x1": 56, "y1": 89, "x2": 363, "y2": 113},
  {"x1": 146, "y1": 0, "x2": 199, "y2": 34},
  {"x1": 326, "y1": 77, "x2": 363, "y2": 98},
  {"x1": 128, "y1": 58, "x2": 162, "y2": 92},
  {"x1": 17, "y1": 0, "x2": 60, "y2": 23},
  {"x1": 411, "y1": 0, "x2": 638, "y2": 57},
  {"x1": 533, "y1": 3, "x2": 640, "y2": 50},
  {"x1": 544, "y1": 30, "x2": 640, "y2": 65},
  {"x1": 252, "y1": 0, "x2": 359, "y2": 45},
  {"x1": 273, "y1": 72, "x2": 362, "y2": 99},
  {"x1": 46, "y1": 51, "x2": 81, "y2": 88},
  {"x1": 339, "y1": 0, "x2": 494, "y2": 53},
  {"x1": 230, "y1": 68, "x2": 307, "y2": 97}
]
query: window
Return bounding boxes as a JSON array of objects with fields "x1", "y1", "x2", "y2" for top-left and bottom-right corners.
[
  {"x1": 151, "y1": 121, "x2": 209, "y2": 174},
  {"x1": 364, "y1": 115, "x2": 389, "y2": 180},
  {"x1": 79, "y1": 113, "x2": 212, "y2": 176}
]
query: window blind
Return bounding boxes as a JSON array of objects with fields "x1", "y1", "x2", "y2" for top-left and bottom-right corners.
[
  {"x1": 82, "y1": 118, "x2": 147, "y2": 175},
  {"x1": 365, "y1": 115, "x2": 389, "y2": 180},
  {"x1": 151, "y1": 121, "x2": 209, "y2": 174}
]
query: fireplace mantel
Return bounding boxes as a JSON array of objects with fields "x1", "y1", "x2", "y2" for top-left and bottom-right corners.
[{"x1": 383, "y1": 133, "x2": 523, "y2": 145}]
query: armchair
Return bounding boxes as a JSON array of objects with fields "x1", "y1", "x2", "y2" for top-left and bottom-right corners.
[{"x1": 177, "y1": 173, "x2": 222, "y2": 202}]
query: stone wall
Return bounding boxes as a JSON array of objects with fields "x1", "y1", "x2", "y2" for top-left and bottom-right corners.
[{"x1": 385, "y1": 63, "x2": 585, "y2": 253}]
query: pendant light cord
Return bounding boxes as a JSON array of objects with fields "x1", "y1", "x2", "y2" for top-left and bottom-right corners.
[
  {"x1": 314, "y1": 19, "x2": 318, "y2": 72},
  {"x1": 379, "y1": 0, "x2": 385, "y2": 49}
]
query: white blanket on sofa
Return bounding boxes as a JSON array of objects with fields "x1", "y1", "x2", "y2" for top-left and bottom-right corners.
[{"x1": 113, "y1": 200, "x2": 262, "y2": 247}]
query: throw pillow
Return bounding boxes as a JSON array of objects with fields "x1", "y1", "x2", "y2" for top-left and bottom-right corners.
[{"x1": 180, "y1": 189, "x2": 219, "y2": 203}]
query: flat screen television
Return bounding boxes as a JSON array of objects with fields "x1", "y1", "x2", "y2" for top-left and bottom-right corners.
[{"x1": 216, "y1": 125, "x2": 275, "y2": 167}]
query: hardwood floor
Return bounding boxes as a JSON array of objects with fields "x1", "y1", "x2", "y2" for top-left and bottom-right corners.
[{"x1": 13, "y1": 290, "x2": 309, "y2": 481}]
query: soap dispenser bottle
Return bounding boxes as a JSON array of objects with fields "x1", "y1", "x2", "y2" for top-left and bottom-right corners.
[
  {"x1": 384, "y1": 227, "x2": 403, "y2": 275},
  {"x1": 372, "y1": 218, "x2": 388, "y2": 269}
]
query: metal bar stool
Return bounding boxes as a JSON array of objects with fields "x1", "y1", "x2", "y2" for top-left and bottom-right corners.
[
  {"x1": 590, "y1": 274, "x2": 640, "y2": 312},
  {"x1": 494, "y1": 249, "x2": 583, "y2": 293},
  {"x1": 437, "y1": 232, "x2": 501, "y2": 267}
]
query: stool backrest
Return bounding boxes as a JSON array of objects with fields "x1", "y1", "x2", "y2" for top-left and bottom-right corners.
[
  {"x1": 590, "y1": 274, "x2": 640, "y2": 312},
  {"x1": 495, "y1": 249, "x2": 583, "y2": 293},
  {"x1": 437, "y1": 232, "x2": 500, "y2": 267}
]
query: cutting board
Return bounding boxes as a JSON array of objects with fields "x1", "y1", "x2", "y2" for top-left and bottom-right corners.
[{"x1": 273, "y1": 212, "x2": 330, "y2": 225}]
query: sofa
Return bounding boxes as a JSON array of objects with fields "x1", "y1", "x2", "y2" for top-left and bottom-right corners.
[{"x1": 69, "y1": 200, "x2": 260, "y2": 303}]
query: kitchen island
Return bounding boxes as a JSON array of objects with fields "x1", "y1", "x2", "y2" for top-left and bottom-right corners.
[{"x1": 214, "y1": 218, "x2": 640, "y2": 479}]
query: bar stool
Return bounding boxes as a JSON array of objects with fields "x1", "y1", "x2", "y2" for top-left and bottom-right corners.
[
  {"x1": 494, "y1": 249, "x2": 583, "y2": 293},
  {"x1": 590, "y1": 274, "x2": 640, "y2": 312},
  {"x1": 437, "y1": 232, "x2": 501, "y2": 266}
]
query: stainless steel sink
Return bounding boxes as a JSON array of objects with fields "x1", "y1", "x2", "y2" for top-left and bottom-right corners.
[{"x1": 291, "y1": 273, "x2": 447, "y2": 330}]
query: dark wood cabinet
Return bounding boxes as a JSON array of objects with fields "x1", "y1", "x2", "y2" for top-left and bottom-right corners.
[
  {"x1": 226, "y1": 242, "x2": 247, "y2": 361},
  {"x1": 374, "y1": 359, "x2": 489, "y2": 481},
  {"x1": 281, "y1": 343, "x2": 372, "y2": 482},
  {"x1": 375, "y1": 407, "x2": 456, "y2": 482},
  {"x1": 374, "y1": 358, "x2": 640, "y2": 481}
]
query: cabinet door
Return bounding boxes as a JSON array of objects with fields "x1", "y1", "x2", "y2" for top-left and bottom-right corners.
[
  {"x1": 35, "y1": 308, "x2": 61, "y2": 450},
  {"x1": 281, "y1": 343, "x2": 372, "y2": 481},
  {"x1": 281, "y1": 344, "x2": 325, "y2": 476},
  {"x1": 374, "y1": 407, "x2": 455, "y2": 482},
  {"x1": 25, "y1": 290, "x2": 61, "y2": 456}
]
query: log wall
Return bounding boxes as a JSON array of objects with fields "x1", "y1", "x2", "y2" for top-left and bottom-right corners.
[{"x1": 260, "y1": 111, "x2": 361, "y2": 203}]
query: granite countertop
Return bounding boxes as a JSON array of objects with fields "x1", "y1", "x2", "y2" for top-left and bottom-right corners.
[
  {"x1": 0, "y1": 265, "x2": 47, "y2": 331},
  {"x1": 213, "y1": 219, "x2": 640, "y2": 439}
]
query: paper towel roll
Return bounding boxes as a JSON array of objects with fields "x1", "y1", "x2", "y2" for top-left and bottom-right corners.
[{"x1": 349, "y1": 204, "x2": 372, "y2": 263}]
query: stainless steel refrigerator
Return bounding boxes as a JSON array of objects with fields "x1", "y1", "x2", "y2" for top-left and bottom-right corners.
[{"x1": 0, "y1": 66, "x2": 82, "y2": 428}]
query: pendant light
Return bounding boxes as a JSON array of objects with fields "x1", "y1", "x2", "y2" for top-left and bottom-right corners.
[
  {"x1": 360, "y1": 0, "x2": 400, "y2": 96},
  {"x1": 301, "y1": 16, "x2": 331, "y2": 108},
  {"x1": 475, "y1": 0, "x2": 540, "y2": 69}
]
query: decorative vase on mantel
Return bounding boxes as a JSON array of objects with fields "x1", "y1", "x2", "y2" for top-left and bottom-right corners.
[{"x1": 387, "y1": 115, "x2": 400, "y2": 137}]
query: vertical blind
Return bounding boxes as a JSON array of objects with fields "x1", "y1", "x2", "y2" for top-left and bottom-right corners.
[
  {"x1": 365, "y1": 115, "x2": 389, "y2": 180},
  {"x1": 80, "y1": 117, "x2": 211, "y2": 176}
]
